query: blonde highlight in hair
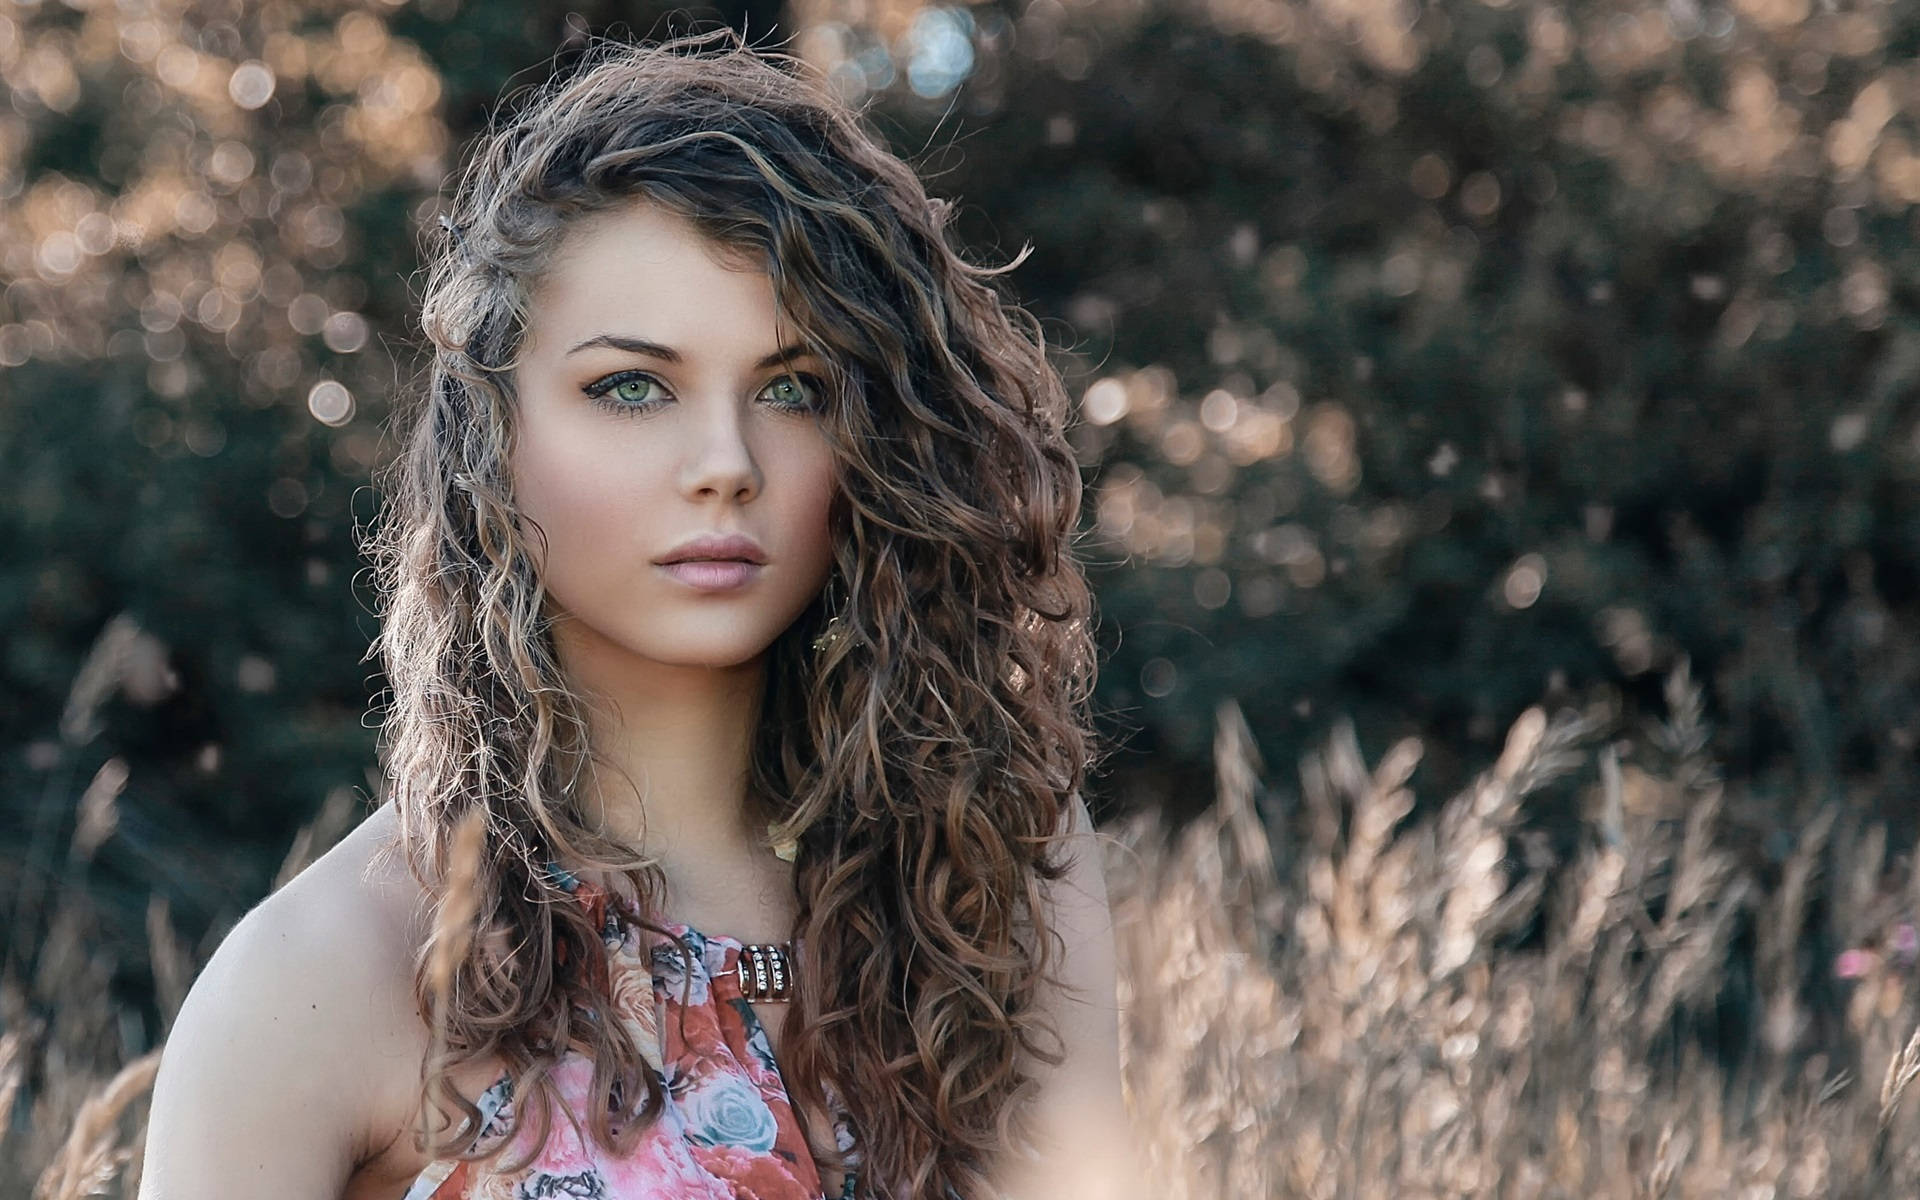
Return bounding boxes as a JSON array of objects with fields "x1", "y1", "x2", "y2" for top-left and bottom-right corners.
[{"x1": 366, "y1": 26, "x2": 1101, "y2": 1197}]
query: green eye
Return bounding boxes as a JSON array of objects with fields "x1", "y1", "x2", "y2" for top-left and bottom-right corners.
[
  {"x1": 581, "y1": 369, "x2": 823, "y2": 415},
  {"x1": 582, "y1": 370, "x2": 667, "y2": 411},
  {"x1": 764, "y1": 373, "x2": 824, "y2": 411},
  {"x1": 611, "y1": 377, "x2": 660, "y2": 405}
]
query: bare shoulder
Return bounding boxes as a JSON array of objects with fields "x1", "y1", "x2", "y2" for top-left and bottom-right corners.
[
  {"x1": 140, "y1": 801, "x2": 433, "y2": 1199},
  {"x1": 1040, "y1": 791, "x2": 1118, "y2": 1018},
  {"x1": 994, "y1": 791, "x2": 1141, "y2": 1198}
]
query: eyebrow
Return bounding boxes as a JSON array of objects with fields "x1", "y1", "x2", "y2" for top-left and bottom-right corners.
[{"x1": 564, "y1": 334, "x2": 816, "y2": 371}]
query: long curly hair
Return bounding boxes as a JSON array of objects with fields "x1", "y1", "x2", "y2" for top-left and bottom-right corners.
[{"x1": 364, "y1": 25, "x2": 1102, "y2": 1200}]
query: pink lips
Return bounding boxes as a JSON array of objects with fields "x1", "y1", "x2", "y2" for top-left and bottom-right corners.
[
  {"x1": 658, "y1": 560, "x2": 762, "y2": 591},
  {"x1": 655, "y1": 532, "x2": 767, "y2": 565},
  {"x1": 652, "y1": 532, "x2": 768, "y2": 593}
]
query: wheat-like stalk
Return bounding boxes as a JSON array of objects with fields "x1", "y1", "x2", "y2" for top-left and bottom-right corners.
[
  {"x1": 1879, "y1": 1024, "x2": 1920, "y2": 1132},
  {"x1": 66, "y1": 759, "x2": 127, "y2": 865},
  {"x1": 16, "y1": 662, "x2": 1920, "y2": 1196},
  {"x1": 29, "y1": 1050, "x2": 160, "y2": 1200},
  {"x1": 142, "y1": 896, "x2": 192, "y2": 1036},
  {"x1": 273, "y1": 786, "x2": 363, "y2": 893},
  {"x1": 1103, "y1": 663, "x2": 1920, "y2": 1196},
  {"x1": 0, "y1": 1031, "x2": 25, "y2": 1161}
]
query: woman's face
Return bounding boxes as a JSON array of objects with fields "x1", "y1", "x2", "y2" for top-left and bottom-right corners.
[{"x1": 510, "y1": 198, "x2": 838, "y2": 674}]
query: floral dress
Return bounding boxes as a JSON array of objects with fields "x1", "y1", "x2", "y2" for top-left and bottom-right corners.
[{"x1": 402, "y1": 868, "x2": 859, "y2": 1200}]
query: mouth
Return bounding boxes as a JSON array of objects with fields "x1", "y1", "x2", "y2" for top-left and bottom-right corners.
[{"x1": 655, "y1": 559, "x2": 764, "y2": 590}]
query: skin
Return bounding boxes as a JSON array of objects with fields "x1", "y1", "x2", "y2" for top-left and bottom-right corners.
[
  {"x1": 138, "y1": 198, "x2": 1135, "y2": 1199},
  {"x1": 506, "y1": 198, "x2": 840, "y2": 937}
]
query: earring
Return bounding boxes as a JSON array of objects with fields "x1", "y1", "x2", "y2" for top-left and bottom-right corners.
[
  {"x1": 765, "y1": 821, "x2": 801, "y2": 863},
  {"x1": 811, "y1": 575, "x2": 849, "y2": 656}
]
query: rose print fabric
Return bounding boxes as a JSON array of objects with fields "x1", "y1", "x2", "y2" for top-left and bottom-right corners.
[{"x1": 402, "y1": 870, "x2": 858, "y2": 1200}]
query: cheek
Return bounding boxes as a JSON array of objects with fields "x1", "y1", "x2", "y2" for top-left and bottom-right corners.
[
  {"x1": 788, "y1": 452, "x2": 840, "y2": 566},
  {"x1": 511, "y1": 416, "x2": 654, "y2": 571}
]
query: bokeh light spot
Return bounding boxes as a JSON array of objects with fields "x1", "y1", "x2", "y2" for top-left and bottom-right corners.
[
  {"x1": 229, "y1": 61, "x2": 277, "y2": 110},
  {"x1": 1141, "y1": 657, "x2": 1178, "y2": 698},
  {"x1": 307, "y1": 379, "x2": 354, "y2": 426},
  {"x1": 321, "y1": 311, "x2": 368, "y2": 354},
  {"x1": 1084, "y1": 378, "x2": 1129, "y2": 425},
  {"x1": 287, "y1": 293, "x2": 330, "y2": 335},
  {"x1": 1503, "y1": 553, "x2": 1547, "y2": 609},
  {"x1": 1410, "y1": 152, "x2": 1451, "y2": 200},
  {"x1": 904, "y1": 6, "x2": 975, "y2": 98},
  {"x1": 1199, "y1": 389, "x2": 1239, "y2": 432},
  {"x1": 1193, "y1": 568, "x2": 1232, "y2": 610}
]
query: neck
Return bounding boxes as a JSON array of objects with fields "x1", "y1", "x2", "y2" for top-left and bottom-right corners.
[{"x1": 552, "y1": 618, "x2": 773, "y2": 897}]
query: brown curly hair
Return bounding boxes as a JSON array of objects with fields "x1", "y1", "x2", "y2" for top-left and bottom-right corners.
[{"x1": 365, "y1": 25, "x2": 1101, "y2": 1199}]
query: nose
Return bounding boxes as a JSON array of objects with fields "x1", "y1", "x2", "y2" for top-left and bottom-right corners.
[{"x1": 678, "y1": 393, "x2": 761, "y2": 504}]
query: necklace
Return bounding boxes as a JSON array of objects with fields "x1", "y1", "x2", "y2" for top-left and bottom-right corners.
[
  {"x1": 544, "y1": 860, "x2": 796, "y2": 1001},
  {"x1": 736, "y1": 941, "x2": 795, "y2": 1002}
]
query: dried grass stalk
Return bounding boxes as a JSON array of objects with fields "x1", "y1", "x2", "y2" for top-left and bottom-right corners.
[
  {"x1": 15, "y1": 663, "x2": 1920, "y2": 1198},
  {"x1": 29, "y1": 1049, "x2": 160, "y2": 1200}
]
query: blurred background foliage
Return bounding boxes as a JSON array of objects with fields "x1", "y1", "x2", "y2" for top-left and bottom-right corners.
[{"x1": 1, "y1": 0, "x2": 1918, "y2": 1132}]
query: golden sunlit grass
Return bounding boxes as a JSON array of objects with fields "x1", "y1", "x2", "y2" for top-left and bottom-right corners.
[
  {"x1": 9, "y1": 656, "x2": 1920, "y2": 1196},
  {"x1": 6, "y1": 0, "x2": 1919, "y2": 1195},
  {"x1": 1105, "y1": 674, "x2": 1920, "y2": 1198}
]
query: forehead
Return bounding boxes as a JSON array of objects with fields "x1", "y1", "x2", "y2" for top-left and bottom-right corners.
[{"x1": 522, "y1": 199, "x2": 786, "y2": 356}]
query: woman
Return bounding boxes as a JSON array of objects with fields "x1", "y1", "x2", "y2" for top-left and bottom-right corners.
[{"x1": 141, "y1": 27, "x2": 1128, "y2": 1200}]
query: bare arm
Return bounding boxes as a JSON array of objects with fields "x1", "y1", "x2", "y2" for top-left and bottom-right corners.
[
  {"x1": 138, "y1": 886, "x2": 391, "y2": 1200},
  {"x1": 992, "y1": 793, "x2": 1146, "y2": 1200}
]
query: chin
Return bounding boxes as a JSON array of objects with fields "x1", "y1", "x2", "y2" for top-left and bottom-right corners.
[
  {"x1": 646, "y1": 644, "x2": 775, "y2": 670},
  {"x1": 621, "y1": 619, "x2": 791, "y2": 669}
]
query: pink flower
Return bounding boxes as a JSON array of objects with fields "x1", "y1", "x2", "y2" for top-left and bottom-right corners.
[
  {"x1": 1891, "y1": 923, "x2": 1919, "y2": 966},
  {"x1": 1836, "y1": 948, "x2": 1880, "y2": 980}
]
